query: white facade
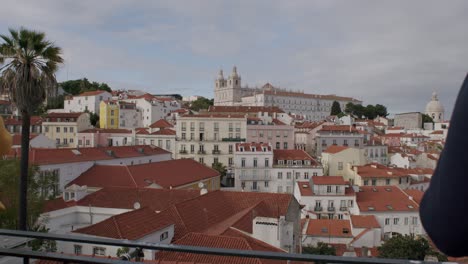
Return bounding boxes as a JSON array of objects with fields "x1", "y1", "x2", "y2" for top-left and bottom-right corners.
[
  {"x1": 360, "y1": 211, "x2": 424, "y2": 238},
  {"x1": 136, "y1": 133, "x2": 176, "y2": 158},
  {"x1": 252, "y1": 216, "x2": 294, "y2": 252},
  {"x1": 121, "y1": 97, "x2": 181, "y2": 128},
  {"x1": 119, "y1": 107, "x2": 143, "y2": 129},
  {"x1": 64, "y1": 91, "x2": 112, "y2": 114},
  {"x1": 390, "y1": 153, "x2": 416, "y2": 169},
  {"x1": 425, "y1": 92, "x2": 445, "y2": 123}
]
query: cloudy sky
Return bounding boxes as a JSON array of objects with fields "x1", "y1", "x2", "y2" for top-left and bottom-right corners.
[{"x1": 1, "y1": 0, "x2": 467, "y2": 116}]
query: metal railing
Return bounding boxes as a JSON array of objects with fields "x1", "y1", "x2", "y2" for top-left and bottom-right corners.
[{"x1": 0, "y1": 229, "x2": 442, "y2": 264}]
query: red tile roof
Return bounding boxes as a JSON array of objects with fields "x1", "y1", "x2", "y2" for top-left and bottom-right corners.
[
  {"x1": 150, "y1": 119, "x2": 174, "y2": 129},
  {"x1": 157, "y1": 231, "x2": 285, "y2": 264},
  {"x1": 28, "y1": 145, "x2": 170, "y2": 165},
  {"x1": 350, "y1": 215, "x2": 381, "y2": 229},
  {"x1": 311, "y1": 176, "x2": 346, "y2": 185},
  {"x1": 272, "y1": 119, "x2": 286, "y2": 125},
  {"x1": 74, "y1": 207, "x2": 173, "y2": 240},
  {"x1": 295, "y1": 121, "x2": 324, "y2": 129},
  {"x1": 180, "y1": 114, "x2": 246, "y2": 119},
  {"x1": 322, "y1": 145, "x2": 349, "y2": 154},
  {"x1": 273, "y1": 149, "x2": 316, "y2": 164},
  {"x1": 67, "y1": 159, "x2": 219, "y2": 189},
  {"x1": 354, "y1": 164, "x2": 410, "y2": 178},
  {"x1": 208, "y1": 106, "x2": 284, "y2": 114},
  {"x1": 151, "y1": 128, "x2": 176, "y2": 135},
  {"x1": 403, "y1": 189, "x2": 424, "y2": 204},
  {"x1": 430, "y1": 130, "x2": 444, "y2": 135},
  {"x1": 356, "y1": 186, "x2": 419, "y2": 212},
  {"x1": 236, "y1": 142, "x2": 272, "y2": 152},
  {"x1": 4, "y1": 116, "x2": 43, "y2": 126},
  {"x1": 44, "y1": 112, "x2": 84, "y2": 121},
  {"x1": 305, "y1": 219, "x2": 353, "y2": 237},
  {"x1": 318, "y1": 125, "x2": 359, "y2": 133},
  {"x1": 44, "y1": 187, "x2": 200, "y2": 212},
  {"x1": 297, "y1": 181, "x2": 355, "y2": 197}
]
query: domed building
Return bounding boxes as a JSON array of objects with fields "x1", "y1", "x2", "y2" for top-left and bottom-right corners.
[{"x1": 425, "y1": 91, "x2": 445, "y2": 123}]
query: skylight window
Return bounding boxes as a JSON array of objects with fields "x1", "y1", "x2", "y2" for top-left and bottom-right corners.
[
  {"x1": 368, "y1": 206, "x2": 375, "y2": 211},
  {"x1": 386, "y1": 205, "x2": 393, "y2": 210},
  {"x1": 321, "y1": 227, "x2": 328, "y2": 233},
  {"x1": 408, "y1": 205, "x2": 414, "y2": 209}
]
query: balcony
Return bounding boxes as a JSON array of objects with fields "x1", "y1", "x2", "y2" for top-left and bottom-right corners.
[
  {"x1": 328, "y1": 206, "x2": 336, "y2": 212},
  {"x1": 0, "y1": 229, "x2": 443, "y2": 264},
  {"x1": 212, "y1": 150, "x2": 221, "y2": 154},
  {"x1": 179, "y1": 150, "x2": 188, "y2": 154},
  {"x1": 251, "y1": 186, "x2": 261, "y2": 192},
  {"x1": 340, "y1": 207, "x2": 348, "y2": 212},
  {"x1": 222, "y1": 138, "x2": 246, "y2": 142},
  {"x1": 314, "y1": 206, "x2": 323, "y2": 212},
  {"x1": 197, "y1": 150, "x2": 206, "y2": 155}
]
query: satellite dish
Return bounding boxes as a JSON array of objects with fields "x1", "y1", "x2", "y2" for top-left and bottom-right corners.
[
  {"x1": 133, "y1": 202, "x2": 141, "y2": 210},
  {"x1": 198, "y1": 182, "x2": 205, "y2": 189}
]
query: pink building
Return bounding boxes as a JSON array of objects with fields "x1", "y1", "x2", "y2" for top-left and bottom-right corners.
[
  {"x1": 77, "y1": 128, "x2": 134, "y2": 147},
  {"x1": 246, "y1": 117, "x2": 295, "y2": 150}
]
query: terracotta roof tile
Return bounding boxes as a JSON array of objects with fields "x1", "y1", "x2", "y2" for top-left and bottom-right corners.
[
  {"x1": 150, "y1": 119, "x2": 174, "y2": 129},
  {"x1": 356, "y1": 186, "x2": 419, "y2": 212},
  {"x1": 75, "y1": 90, "x2": 108, "y2": 97},
  {"x1": 350, "y1": 215, "x2": 380, "y2": 228},
  {"x1": 403, "y1": 189, "x2": 424, "y2": 204},
  {"x1": 67, "y1": 159, "x2": 219, "y2": 189},
  {"x1": 305, "y1": 219, "x2": 353, "y2": 237},
  {"x1": 151, "y1": 129, "x2": 176, "y2": 135},
  {"x1": 12, "y1": 134, "x2": 38, "y2": 146},
  {"x1": 322, "y1": 145, "x2": 349, "y2": 154},
  {"x1": 236, "y1": 142, "x2": 272, "y2": 152},
  {"x1": 311, "y1": 176, "x2": 346, "y2": 185},
  {"x1": 273, "y1": 150, "x2": 317, "y2": 165}
]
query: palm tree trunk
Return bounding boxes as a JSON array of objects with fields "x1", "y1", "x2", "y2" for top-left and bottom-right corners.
[{"x1": 19, "y1": 111, "x2": 30, "y2": 231}]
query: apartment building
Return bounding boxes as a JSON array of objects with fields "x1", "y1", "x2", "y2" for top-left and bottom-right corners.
[
  {"x1": 64, "y1": 90, "x2": 112, "y2": 114},
  {"x1": 295, "y1": 176, "x2": 359, "y2": 219},
  {"x1": 4, "y1": 116, "x2": 43, "y2": 134},
  {"x1": 175, "y1": 114, "x2": 247, "y2": 168},
  {"x1": 136, "y1": 120, "x2": 176, "y2": 157},
  {"x1": 344, "y1": 163, "x2": 416, "y2": 188},
  {"x1": 121, "y1": 93, "x2": 180, "y2": 127},
  {"x1": 76, "y1": 128, "x2": 134, "y2": 147},
  {"x1": 42, "y1": 112, "x2": 92, "y2": 148},
  {"x1": 315, "y1": 125, "x2": 365, "y2": 156},
  {"x1": 99, "y1": 100, "x2": 119, "y2": 129}
]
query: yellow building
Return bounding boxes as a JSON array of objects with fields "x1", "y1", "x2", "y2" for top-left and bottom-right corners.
[
  {"x1": 99, "y1": 100, "x2": 119, "y2": 129},
  {"x1": 42, "y1": 112, "x2": 93, "y2": 148}
]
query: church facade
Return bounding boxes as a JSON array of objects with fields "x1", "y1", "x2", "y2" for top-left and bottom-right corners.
[{"x1": 214, "y1": 67, "x2": 362, "y2": 121}]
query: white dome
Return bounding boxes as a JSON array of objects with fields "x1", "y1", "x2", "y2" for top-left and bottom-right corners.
[{"x1": 425, "y1": 92, "x2": 445, "y2": 113}]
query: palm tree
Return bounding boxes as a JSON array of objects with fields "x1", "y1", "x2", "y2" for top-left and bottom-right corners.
[{"x1": 0, "y1": 28, "x2": 63, "y2": 231}]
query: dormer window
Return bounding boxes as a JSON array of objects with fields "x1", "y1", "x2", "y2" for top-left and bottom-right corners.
[
  {"x1": 278, "y1": 160, "x2": 284, "y2": 165},
  {"x1": 239, "y1": 147, "x2": 244, "y2": 152},
  {"x1": 70, "y1": 192, "x2": 75, "y2": 200},
  {"x1": 305, "y1": 160, "x2": 311, "y2": 165},
  {"x1": 64, "y1": 192, "x2": 69, "y2": 201},
  {"x1": 287, "y1": 160, "x2": 293, "y2": 165}
]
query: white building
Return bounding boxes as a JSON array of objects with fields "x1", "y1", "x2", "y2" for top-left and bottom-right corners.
[
  {"x1": 425, "y1": 91, "x2": 445, "y2": 123},
  {"x1": 213, "y1": 67, "x2": 361, "y2": 121},
  {"x1": 64, "y1": 90, "x2": 112, "y2": 114},
  {"x1": 118, "y1": 101, "x2": 143, "y2": 129},
  {"x1": 11, "y1": 134, "x2": 56, "y2": 149},
  {"x1": 295, "y1": 176, "x2": 359, "y2": 220},
  {"x1": 356, "y1": 186, "x2": 424, "y2": 238},
  {"x1": 315, "y1": 125, "x2": 365, "y2": 156}
]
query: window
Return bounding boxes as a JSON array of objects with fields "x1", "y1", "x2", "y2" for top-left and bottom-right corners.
[
  {"x1": 295, "y1": 172, "x2": 300, "y2": 179},
  {"x1": 56, "y1": 138, "x2": 60, "y2": 144},
  {"x1": 276, "y1": 142, "x2": 280, "y2": 149},
  {"x1": 190, "y1": 145, "x2": 195, "y2": 153},
  {"x1": 348, "y1": 200, "x2": 354, "y2": 207},
  {"x1": 286, "y1": 172, "x2": 291, "y2": 179},
  {"x1": 372, "y1": 179, "x2": 377, "y2": 186},
  {"x1": 286, "y1": 186, "x2": 292, "y2": 193},
  {"x1": 86, "y1": 140, "x2": 90, "y2": 146},
  {"x1": 283, "y1": 142, "x2": 288, "y2": 149},
  {"x1": 264, "y1": 181, "x2": 269, "y2": 187},
  {"x1": 45, "y1": 126, "x2": 49, "y2": 133},
  {"x1": 228, "y1": 157, "x2": 233, "y2": 166},
  {"x1": 385, "y1": 218, "x2": 390, "y2": 225},
  {"x1": 166, "y1": 140, "x2": 171, "y2": 150},
  {"x1": 241, "y1": 158, "x2": 246, "y2": 167},
  {"x1": 56, "y1": 127, "x2": 60, "y2": 133},
  {"x1": 158, "y1": 140, "x2": 163, "y2": 147},
  {"x1": 412, "y1": 217, "x2": 418, "y2": 225},
  {"x1": 265, "y1": 158, "x2": 269, "y2": 167},
  {"x1": 93, "y1": 247, "x2": 106, "y2": 256},
  {"x1": 78, "y1": 139, "x2": 82, "y2": 146},
  {"x1": 160, "y1": 231, "x2": 169, "y2": 241},
  {"x1": 333, "y1": 139, "x2": 337, "y2": 145},
  {"x1": 252, "y1": 181, "x2": 258, "y2": 190},
  {"x1": 338, "y1": 162, "x2": 343, "y2": 170},
  {"x1": 213, "y1": 157, "x2": 219, "y2": 164},
  {"x1": 386, "y1": 179, "x2": 391, "y2": 185},
  {"x1": 343, "y1": 139, "x2": 348, "y2": 146},
  {"x1": 364, "y1": 180, "x2": 369, "y2": 186},
  {"x1": 277, "y1": 186, "x2": 283, "y2": 193},
  {"x1": 338, "y1": 214, "x2": 343, "y2": 220},
  {"x1": 304, "y1": 172, "x2": 309, "y2": 179},
  {"x1": 404, "y1": 217, "x2": 409, "y2": 225},
  {"x1": 63, "y1": 138, "x2": 68, "y2": 145},
  {"x1": 70, "y1": 127, "x2": 74, "y2": 133},
  {"x1": 253, "y1": 158, "x2": 258, "y2": 167},
  {"x1": 394, "y1": 218, "x2": 399, "y2": 225},
  {"x1": 327, "y1": 186, "x2": 332, "y2": 193},
  {"x1": 229, "y1": 145, "x2": 233, "y2": 154},
  {"x1": 277, "y1": 172, "x2": 283, "y2": 179},
  {"x1": 64, "y1": 127, "x2": 68, "y2": 133},
  {"x1": 74, "y1": 245, "x2": 82, "y2": 255},
  {"x1": 182, "y1": 133, "x2": 186, "y2": 140},
  {"x1": 313, "y1": 172, "x2": 318, "y2": 176},
  {"x1": 199, "y1": 157, "x2": 204, "y2": 164},
  {"x1": 111, "y1": 110, "x2": 114, "y2": 116}
]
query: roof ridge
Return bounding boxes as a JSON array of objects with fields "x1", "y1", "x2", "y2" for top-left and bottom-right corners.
[
  {"x1": 125, "y1": 165, "x2": 138, "y2": 188},
  {"x1": 112, "y1": 217, "x2": 124, "y2": 239}
]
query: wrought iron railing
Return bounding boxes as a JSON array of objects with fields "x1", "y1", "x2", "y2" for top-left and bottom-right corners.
[{"x1": 0, "y1": 229, "x2": 443, "y2": 264}]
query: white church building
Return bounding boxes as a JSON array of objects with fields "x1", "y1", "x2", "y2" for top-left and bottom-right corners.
[{"x1": 213, "y1": 67, "x2": 362, "y2": 121}]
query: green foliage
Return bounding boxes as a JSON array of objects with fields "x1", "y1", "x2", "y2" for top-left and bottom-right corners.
[
  {"x1": 117, "y1": 247, "x2": 130, "y2": 257},
  {"x1": 190, "y1": 97, "x2": 213, "y2": 111},
  {"x1": 378, "y1": 234, "x2": 447, "y2": 261},
  {"x1": 345, "y1": 102, "x2": 388, "y2": 119},
  {"x1": 303, "y1": 242, "x2": 336, "y2": 264},
  {"x1": 0, "y1": 159, "x2": 45, "y2": 229},
  {"x1": 28, "y1": 225, "x2": 57, "y2": 252},
  {"x1": 211, "y1": 162, "x2": 227, "y2": 178},
  {"x1": 330, "y1": 101, "x2": 342, "y2": 116},
  {"x1": 422, "y1": 114, "x2": 434, "y2": 124},
  {"x1": 89, "y1": 112, "x2": 100, "y2": 127},
  {"x1": 59, "y1": 78, "x2": 112, "y2": 95}
]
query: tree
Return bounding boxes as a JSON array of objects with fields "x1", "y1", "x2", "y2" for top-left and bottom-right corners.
[
  {"x1": 374, "y1": 104, "x2": 388, "y2": 117},
  {"x1": 211, "y1": 162, "x2": 227, "y2": 178},
  {"x1": 59, "y1": 78, "x2": 112, "y2": 95},
  {"x1": 345, "y1": 102, "x2": 388, "y2": 119},
  {"x1": 330, "y1": 101, "x2": 342, "y2": 116},
  {"x1": 422, "y1": 114, "x2": 434, "y2": 124},
  {"x1": 378, "y1": 234, "x2": 447, "y2": 261},
  {"x1": 303, "y1": 242, "x2": 336, "y2": 264},
  {"x1": 0, "y1": 27, "x2": 63, "y2": 230},
  {"x1": 88, "y1": 112, "x2": 100, "y2": 127},
  {"x1": 190, "y1": 97, "x2": 213, "y2": 111}
]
